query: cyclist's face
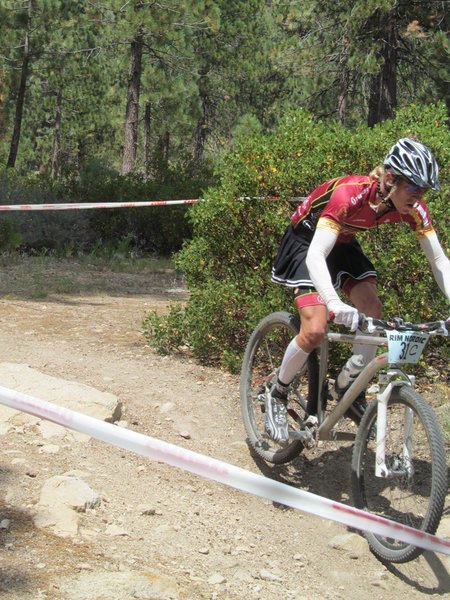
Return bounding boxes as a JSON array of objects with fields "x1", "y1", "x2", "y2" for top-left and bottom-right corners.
[{"x1": 387, "y1": 174, "x2": 427, "y2": 214}]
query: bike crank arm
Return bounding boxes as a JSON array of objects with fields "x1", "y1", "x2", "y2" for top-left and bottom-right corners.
[{"x1": 289, "y1": 427, "x2": 317, "y2": 449}]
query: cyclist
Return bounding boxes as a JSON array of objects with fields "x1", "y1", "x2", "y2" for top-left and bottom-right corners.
[{"x1": 266, "y1": 138, "x2": 450, "y2": 442}]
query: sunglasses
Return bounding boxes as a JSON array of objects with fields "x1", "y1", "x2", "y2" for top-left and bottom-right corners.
[{"x1": 404, "y1": 181, "x2": 427, "y2": 194}]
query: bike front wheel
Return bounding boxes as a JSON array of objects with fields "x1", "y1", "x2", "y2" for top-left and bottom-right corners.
[
  {"x1": 240, "y1": 311, "x2": 319, "y2": 464},
  {"x1": 352, "y1": 385, "x2": 447, "y2": 563}
]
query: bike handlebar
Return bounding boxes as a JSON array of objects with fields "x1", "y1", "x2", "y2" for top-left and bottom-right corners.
[{"x1": 358, "y1": 314, "x2": 450, "y2": 336}]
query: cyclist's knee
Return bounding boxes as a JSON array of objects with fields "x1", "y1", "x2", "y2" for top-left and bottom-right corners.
[
  {"x1": 349, "y1": 281, "x2": 382, "y2": 318},
  {"x1": 296, "y1": 305, "x2": 327, "y2": 352},
  {"x1": 360, "y1": 295, "x2": 382, "y2": 318},
  {"x1": 296, "y1": 323, "x2": 326, "y2": 352}
]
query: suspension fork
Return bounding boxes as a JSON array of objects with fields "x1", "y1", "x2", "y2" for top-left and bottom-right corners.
[{"x1": 375, "y1": 381, "x2": 414, "y2": 478}]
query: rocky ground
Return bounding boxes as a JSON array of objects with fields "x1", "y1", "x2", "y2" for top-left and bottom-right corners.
[{"x1": 0, "y1": 257, "x2": 448, "y2": 600}]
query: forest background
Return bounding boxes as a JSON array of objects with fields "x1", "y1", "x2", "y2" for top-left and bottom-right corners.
[{"x1": 0, "y1": 0, "x2": 449, "y2": 370}]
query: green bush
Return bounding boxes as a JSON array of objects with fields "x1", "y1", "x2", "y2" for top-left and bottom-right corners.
[
  {"x1": 142, "y1": 303, "x2": 189, "y2": 355},
  {"x1": 0, "y1": 219, "x2": 22, "y2": 252},
  {"x1": 72, "y1": 159, "x2": 216, "y2": 255},
  {"x1": 0, "y1": 158, "x2": 216, "y2": 256},
  {"x1": 0, "y1": 167, "x2": 91, "y2": 252},
  {"x1": 144, "y1": 103, "x2": 449, "y2": 371}
]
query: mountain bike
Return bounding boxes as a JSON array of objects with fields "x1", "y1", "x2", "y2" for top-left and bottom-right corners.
[{"x1": 240, "y1": 311, "x2": 449, "y2": 563}]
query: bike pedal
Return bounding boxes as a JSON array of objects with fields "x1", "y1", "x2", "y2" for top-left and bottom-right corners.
[{"x1": 303, "y1": 415, "x2": 318, "y2": 428}]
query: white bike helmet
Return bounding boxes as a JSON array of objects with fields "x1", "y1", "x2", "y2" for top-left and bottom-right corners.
[{"x1": 384, "y1": 138, "x2": 441, "y2": 191}]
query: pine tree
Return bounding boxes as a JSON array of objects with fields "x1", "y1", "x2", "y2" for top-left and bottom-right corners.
[{"x1": 271, "y1": 0, "x2": 449, "y2": 126}]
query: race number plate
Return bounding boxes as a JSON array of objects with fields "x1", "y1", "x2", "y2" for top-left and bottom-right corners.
[{"x1": 387, "y1": 330, "x2": 429, "y2": 364}]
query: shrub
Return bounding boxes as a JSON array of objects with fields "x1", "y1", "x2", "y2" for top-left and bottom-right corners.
[
  {"x1": 0, "y1": 219, "x2": 22, "y2": 252},
  {"x1": 144, "y1": 103, "x2": 449, "y2": 372},
  {"x1": 142, "y1": 303, "x2": 189, "y2": 355},
  {"x1": 0, "y1": 158, "x2": 216, "y2": 256},
  {"x1": 0, "y1": 167, "x2": 91, "y2": 252},
  {"x1": 72, "y1": 158, "x2": 216, "y2": 255}
]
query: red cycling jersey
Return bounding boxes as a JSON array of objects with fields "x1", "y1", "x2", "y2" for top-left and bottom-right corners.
[{"x1": 291, "y1": 175, "x2": 435, "y2": 242}]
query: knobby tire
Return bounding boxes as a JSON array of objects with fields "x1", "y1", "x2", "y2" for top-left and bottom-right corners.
[
  {"x1": 352, "y1": 386, "x2": 447, "y2": 563},
  {"x1": 240, "y1": 311, "x2": 319, "y2": 464}
]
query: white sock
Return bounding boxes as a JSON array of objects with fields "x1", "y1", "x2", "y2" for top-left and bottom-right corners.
[{"x1": 278, "y1": 337, "x2": 309, "y2": 385}]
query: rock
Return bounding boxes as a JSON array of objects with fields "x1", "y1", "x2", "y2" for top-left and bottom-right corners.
[
  {"x1": 0, "y1": 362, "x2": 121, "y2": 440},
  {"x1": 57, "y1": 570, "x2": 180, "y2": 600},
  {"x1": 328, "y1": 532, "x2": 367, "y2": 555},
  {"x1": 34, "y1": 505, "x2": 79, "y2": 538},
  {"x1": 259, "y1": 568, "x2": 283, "y2": 582},
  {"x1": 232, "y1": 569, "x2": 253, "y2": 583},
  {"x1": 38, "y1": 475, "x2": 100, "y2": 512},
  {"x1": 208, "y1": 574, "x2": 226, "y2": 585},
  {"x1": 33, "y1": 475, "x2": 100, "y2": 538},
  {"x1": 105, "y1": 524, "x2": 129, "y2": 537}
]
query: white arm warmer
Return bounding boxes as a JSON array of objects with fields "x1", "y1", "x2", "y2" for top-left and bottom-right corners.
[
  {"x1": 306, "y1": 226, "x2": 359, "y2": 330},
  {"x1": 420, "y1": 232, "x2": 450, "y2": 303},
  {"x1": 305, "y1": 227, "x2": 340, "y2": 304}
]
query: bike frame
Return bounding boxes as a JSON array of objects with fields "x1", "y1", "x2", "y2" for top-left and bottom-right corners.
[
  {"x1": 287, "y1": 316, "x2": 448, "y2": 483},
  {"x1": 313, "y1": 329, "x2": 416, "y2": 474}
]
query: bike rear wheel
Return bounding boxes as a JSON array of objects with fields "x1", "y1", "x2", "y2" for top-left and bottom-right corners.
[
  {"x1": 240, "y1": 311, "x2": 319, "y2": 464},
  {"x1": 352, "y1": 385, "x2": 447, "y2": 563}
]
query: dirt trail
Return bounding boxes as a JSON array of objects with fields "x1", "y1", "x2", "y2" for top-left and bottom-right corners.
[{"x1": 0, "y1": 261, "x2": 448, "y2": 599}]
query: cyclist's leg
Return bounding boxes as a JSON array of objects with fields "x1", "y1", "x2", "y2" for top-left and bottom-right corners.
[
  {"x1": 341, "y1": 277, "x2": 382, "y2": 422},
  {"x1": 277, "y1": 291, "x2": 327, "y2": 386},
  {"x1": 345, "y1": 277, "x2": 382, "y2": 318},
  {"x1": 265, "y1": 292, "x2": 327, "y2": 440},
  {"x1": 344, "y1": 277, "x2": 382, "y2": 365}
]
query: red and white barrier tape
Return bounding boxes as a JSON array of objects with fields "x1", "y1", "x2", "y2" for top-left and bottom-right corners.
[
  {"x1": 0, "y1": 196, "x2": 286, "y2": 211},
  {"x1": 0, "y1": 385, "x2": 448, "y2": 556},
  {"x1": 0, "y1": 199, "x2": 199, "y2": 211}
]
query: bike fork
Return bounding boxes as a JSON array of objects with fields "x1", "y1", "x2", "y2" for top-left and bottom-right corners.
[{"x1": 375, "y1": 381, "x2": 414, "y2": 478}]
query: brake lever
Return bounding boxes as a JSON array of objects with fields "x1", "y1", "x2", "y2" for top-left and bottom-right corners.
[{"x1": 358, "y1": 314, "x2": 376, "y2": 334}]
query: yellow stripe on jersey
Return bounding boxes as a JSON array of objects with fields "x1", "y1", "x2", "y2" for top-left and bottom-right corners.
[
  {"x1": 406, "y1": 207, "x2": 435, "y2": 240},
  {"x1": 317, "y1": 217, "x2": 342, "y2": 234},
  {"x1": 414, "y1": 224, "x2": 435, "y2": 240},
  {"x1": 307, "y1": 177, "x2": 372, "y2": 220}
]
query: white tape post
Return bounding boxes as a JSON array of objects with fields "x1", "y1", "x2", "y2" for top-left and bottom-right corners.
[{"x1": 0, "y1": 384, "x2": 448, "y2": 556}]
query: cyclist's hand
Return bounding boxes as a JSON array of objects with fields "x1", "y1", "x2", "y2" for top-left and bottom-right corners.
[{"x1": 327, "y1": 300, "x2": 359, "y2": 332}]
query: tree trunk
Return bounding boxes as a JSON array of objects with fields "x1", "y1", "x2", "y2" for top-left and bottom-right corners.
[
  {"x1": 7, "y1": 0, "x2": 32, "y2": 168},
  {"x1": 51, "y1": 87, "x2": 63, "y2": 179},
  {"x1": 337, "y1": 42, "x2": 349, "y2": 126},
  {"x1": 157, "y1": 130, "x2": 170, "y2": 165},
  {"x1": 143, "y1": 100, "x2": 151, "y2": 175},
  {"x1": 194, "y1": 116, "x2": 207, "y2": 163},
  {"x1": 193, "y1": 66, "x2": 210, "y2": 163},
  {"x1": 338, "y1": 68, "x2": 349, "y2": 126},
  {"x1": 121, "y1": 28, "x2": 144, "y2": 175},
  {"x1": 367, "y1": 14, "x2": 398, "y2": 127}
]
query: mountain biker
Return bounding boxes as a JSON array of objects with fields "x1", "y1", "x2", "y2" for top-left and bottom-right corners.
[{"x1": 267, "y1": 137, "x2": 450, "y2": 442}]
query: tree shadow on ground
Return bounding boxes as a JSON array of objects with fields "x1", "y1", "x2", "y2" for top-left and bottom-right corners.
[{"x1": 0, "y1": 466, "x2": 41, "y2": 596}]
